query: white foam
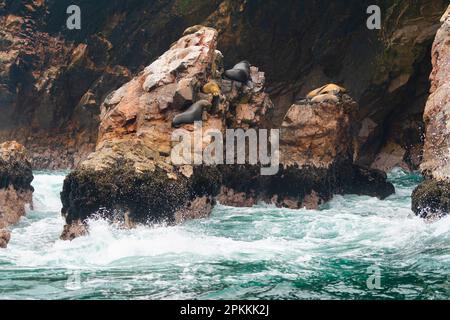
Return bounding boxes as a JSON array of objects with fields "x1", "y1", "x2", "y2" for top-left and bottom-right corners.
[{"x1": 2, "y1": 169, "x2": 450, "y2": 299}]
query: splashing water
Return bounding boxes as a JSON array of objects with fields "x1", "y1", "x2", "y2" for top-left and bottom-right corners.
[{"x1": 1, "y1": 169, "x2": 450, "y2": 300}]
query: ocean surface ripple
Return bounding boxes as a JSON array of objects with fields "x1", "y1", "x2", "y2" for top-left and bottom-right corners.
[{"x1": 1, "y1": 169, "x2": 450, "y2": 300}]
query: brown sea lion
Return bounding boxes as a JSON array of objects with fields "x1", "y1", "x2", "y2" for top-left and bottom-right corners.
[
  {"x1": 311, "y1": 93, "x2": 339, "y2": 104},
  {"x1": 307, "y1": 84, "x2": 346, "y2": 99}
]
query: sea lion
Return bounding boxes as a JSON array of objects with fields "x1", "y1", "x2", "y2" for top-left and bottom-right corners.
[
  {"x1": 202, "y1": 81, "x2": 221, "y2": 96},
  {"x1": 223, "y1": 60, "x2": 251, "y2": 83},
  {"x1": 307, "y1": 84, "x2": 346, "y2": 99},
  {"x1": 172, "y1": 100, "x2": 211, "y2": 128},
  {"x1": 311, "y1": 93, "x2": 339, "y2": 104}
]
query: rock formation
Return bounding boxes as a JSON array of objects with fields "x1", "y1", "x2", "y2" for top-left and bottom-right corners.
[
  {"x1": 218, "y1": 92, "x2": 394, "y2": 210},
  {"x1": 0, "y1": 1, "x2": 448, "y2": 173},
  {"x1": 60, "y1": 26, "x2": 394, "y2": 239},
  {"x1": 412, "y1": 6, "x2": 450, "y2": 219},
  {"x1": 0, "y1": 141, "x2": 34, "y2": 248}
]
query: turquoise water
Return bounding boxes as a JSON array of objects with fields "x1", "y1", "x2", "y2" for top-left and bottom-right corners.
[{"x1": 1, "y1": 169, "x2": 450, "y2": 300}]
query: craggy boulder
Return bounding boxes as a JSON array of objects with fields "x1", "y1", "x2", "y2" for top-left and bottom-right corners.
[
  {"x1": 60, "y1": 27, "x2": 273, "y2": 239},
  {"x1": 219, "y1": 93, "x2": 395, "y2": 209},
  {"x1": 61, "y1": 26, "x2": 394, "y2": 239},
  {"x1": 412, "y1": 7, "x2": 450, "y2": 219},
  {"x1": 0, "y1": 141, "x2": 34, "y2": 248}
]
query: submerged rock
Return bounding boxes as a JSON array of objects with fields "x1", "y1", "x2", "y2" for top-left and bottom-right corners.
[
  {"x1": 413, "y1": 7, "x2": 450, "y2": 219},
  {"x1": 0, "y1": 141, "x2": 34, "y2": 248}
]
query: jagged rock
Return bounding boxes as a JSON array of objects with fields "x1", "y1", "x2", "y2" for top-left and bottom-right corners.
[
  {"x1": 413, "y1": 7, "x2": 450, "y2": 218},
  {"x1": 371, "y1": 141, "x2": 409, "y2": 172},
  {"x1": 217, "y1": 93, "x2": 394, "y2": 210},
  {"x1": 61, "y1": 26, "x2": 396, "y2": 238},
  {"x1": 0, "y1": 141, "x2": 34, "y2": 248},
  {"x1": 412, "y1": 180, "x2": 450, "y2": 219},
  {"x1": 0, "y1": 229, "x2": 11, "y2": 249},
  {"x1": 0, "y1": 1, "x2": 448, "y2": 172},
  {"x1": 61, "y1": 27, "x2": 243, "y2": 238},
  {"x1": 280, "y1": 94, "x2": 358, "y2": 168}
]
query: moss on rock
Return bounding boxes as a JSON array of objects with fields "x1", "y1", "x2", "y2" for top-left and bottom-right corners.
[{"x1": 412, "y1": 180, "x2": 450, "y2": 219}]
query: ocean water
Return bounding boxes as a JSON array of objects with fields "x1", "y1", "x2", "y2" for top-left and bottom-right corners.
[{"x1": 1, "y1": 169, "x2": 449, "y2": 300}]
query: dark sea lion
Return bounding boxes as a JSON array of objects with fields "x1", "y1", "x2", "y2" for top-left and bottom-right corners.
[
  {"x1": 223, "y1": 69, "x2": 249, "y2": 83},
  {"x1": 233, "y1": 61, "x2": 251, "y2": 74},
  {"x1": 223, "y1": 60, "x2": 251, "y2": 83},
  {"x1": 172, "y1": 100, "x2": 211, "y2": 128}
]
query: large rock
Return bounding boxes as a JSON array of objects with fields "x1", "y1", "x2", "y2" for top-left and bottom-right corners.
[
  {"x1": 61, "y1": 26, "x2": 394, "y2": 239},
  {"x1": 412, "y1": 6, "x2": 450, "y2": 218},
  {"x1": 0, "y1": 141, "x2": 34, "y2": 248},
  {"x1": 218, "y1": 94, "x2": 395, "y2": 209},
  {"x1": 61, "y1": 27, "x2": 274, "y2": 238},
  {"x1": 0, "y1": 1, "x2": 448, "y2": 172}
]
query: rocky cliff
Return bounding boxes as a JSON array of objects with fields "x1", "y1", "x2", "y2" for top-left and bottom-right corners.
[
  {"x1": 0, "y1": 0, "x2": 448, "y2": 171},
  {"x1": 0, "y1": 141, "x2": 34, "y2": 248},
  {"x1": 60, "y1": 26, "x2": 394, "y2": 239},
  {"x1": 412, "y1": 6, "x2": 450, "y2": 219}
]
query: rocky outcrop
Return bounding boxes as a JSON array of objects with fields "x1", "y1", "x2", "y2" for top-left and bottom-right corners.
[
  {"x1": 0, "y1": 1, "x2": 448, "y2": 172},
  {"x1": 61, "y1": 27, "x2": 228, "y2": 238},
  {"x1": 205, "y1": 0, "x2": 448, "y2": 170},
  {"x1": 218, "y1": 93, "x2": 394, "y2": 210},
  {"x1": 0, "y1": 141, "x2": 34, "y2": 248},
  {"x1": 412, "y1": 6, "x2": 450, "y2": 219},
  {"x1": 60, "y1": 27, "x2": 394, "y2": 239}
]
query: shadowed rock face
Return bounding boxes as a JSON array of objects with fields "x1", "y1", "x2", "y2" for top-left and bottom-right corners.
[
  {"x1": 412, "y1": 6, "x2": 450, "y2": 218},
  {"x1": 0, "y1": 141, "x2": 34, "y2": 248},
  {"x1": 60, "y1": 27, "x2": 394, "y2": 239},
  {"x1": 0, "y1": 0, "x2": 448, "y2": 171}
]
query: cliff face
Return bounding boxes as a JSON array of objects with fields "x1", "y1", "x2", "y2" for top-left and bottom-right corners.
[
  {"x1": 0, "y1": 141, "x2": 34, "y2": 248},
  {"x1": 0, "y1": 0, "x2": 447, "y2": 170},
  {"x1": 412, "y1": 6, "x2": 450, "y2": 219}
]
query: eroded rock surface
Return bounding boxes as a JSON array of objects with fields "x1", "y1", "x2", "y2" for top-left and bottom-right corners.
[
  {"x1": 61, "y1": 27, "x2": 394, "y2": 239},
  {"x1": 412, "y1": 6, "x2": 450, "y2": 218},
  {"x1": 0, "y1": 141, "x2": 33, "y2": 248},
  {"x1": 0, "y1": 1, "x2": 448, "y2": 172},
  {"x1": 218, "y1": 93, "x2": 394, "y2": 210}
]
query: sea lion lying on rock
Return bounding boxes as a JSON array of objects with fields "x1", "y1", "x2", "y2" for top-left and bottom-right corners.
[
  {"x1": 224, "y1": 60, "x2": 251, "y2": 83},
  {"x1": 307, "y1": 83, "x2": 346, "y2": 99},
  {"x1": 311, "y1": 93, "x2": 339, "y2": 104},
  {"x1": 172, "y1": 100, "x2": 211, "y2": 128}
]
